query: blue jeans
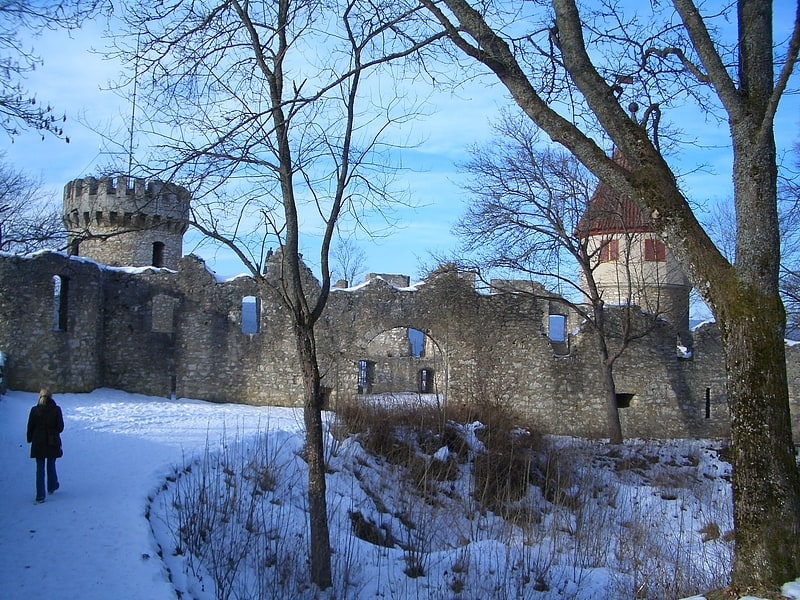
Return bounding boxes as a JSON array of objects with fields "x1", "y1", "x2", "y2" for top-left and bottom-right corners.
[{"x1": 35, "y1": 458, "x2": 59, "y2": 500}]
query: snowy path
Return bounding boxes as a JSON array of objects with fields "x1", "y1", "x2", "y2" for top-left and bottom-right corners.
[
  {"x1": 3, "y1": 388, "x2": 800, "y2": 600},
  {"x1": 0, "y1": 389, "x2": 302, "y2": 600}
]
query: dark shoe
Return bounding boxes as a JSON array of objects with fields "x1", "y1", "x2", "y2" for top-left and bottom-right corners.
[
  {"x1": 48, "y1": 484, "x2": 59, "y2": 495},
  {"x1": 35, "y1": 498, "x2": 45, "y2": 504}
]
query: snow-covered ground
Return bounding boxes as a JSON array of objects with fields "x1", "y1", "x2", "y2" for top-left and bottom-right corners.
[{"x1": 0, "y1": 388, "x2": 798, "y2": 600}]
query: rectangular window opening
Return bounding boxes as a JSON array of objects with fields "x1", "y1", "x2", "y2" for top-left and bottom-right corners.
[
  {"x1": 599, "y1": 239, "x2": 619, "y2": 263},
  {"x1": 548, "y1": 314, "x2": 566, "y2": 343},
  {"x1": 644, "y1": 239, "x2": 666, "y2": 262},
  {"x1": 418, "y1": 368, "x2": 434, "y2": 393},
  {"x1": 357, "y1": 360, "x2": 375, "y2": 394},
  {"x1": 241, "y1": 296, "x2": 260, "y2": 334},
  {"x1": 152, "y1": 242, "x2": 165, "y2": 268},
  {"x1": 616, "y1": 393, "x2": 634, "y2": 408},
  {"x1": 53, "y1": 275, "x2": 69, "y2": 332},
  {"x1": 408, "y1": 328, "x2": 425, "y2": 357}
]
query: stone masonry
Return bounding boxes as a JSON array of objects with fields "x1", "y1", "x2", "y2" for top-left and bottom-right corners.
[
  {"x1": 2, "y1": 249, "x2": 799, "y2": 440},
  {"x1": 2, "y1": 174, "x2": 799, "y2": 441}
]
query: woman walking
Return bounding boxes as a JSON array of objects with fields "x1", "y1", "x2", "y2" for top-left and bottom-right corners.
[{"x1": 26, "y1": 388, "x2": 64, "y2": 503}]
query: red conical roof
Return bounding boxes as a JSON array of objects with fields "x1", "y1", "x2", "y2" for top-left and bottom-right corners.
[{"x1": 576, "y1": 150, "x2": 652, "y2": 237}]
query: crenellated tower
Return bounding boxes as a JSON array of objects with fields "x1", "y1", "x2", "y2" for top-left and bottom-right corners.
[{"x1": 62, "y1": 175, "x2": 191, "y2": 270}]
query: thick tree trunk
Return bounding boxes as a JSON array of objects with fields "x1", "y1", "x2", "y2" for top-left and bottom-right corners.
[
  {"x1": 718, "y1": 284, "x2": 800, "y2": 591},
  {"x1": 425, "y1": 0, "x2": 800, "y2": 590},
  {"x1": 295, "y1": 322, "x2": 332, "y2": 589}
]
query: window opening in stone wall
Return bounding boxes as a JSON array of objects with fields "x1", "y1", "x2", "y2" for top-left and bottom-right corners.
[
  {"x1": 152, "y1": 242, "x2": 165, "y2": 268},
  {"x1": 241, "y1": 296, "x2": 259, "y2": 334},
  {"x1": 419, "y1": 368, "x2": 434, "y2": 393},
  {"x1": 548, "y1": 314, "x2": 566, "y2": 342},
  {"x1": 644, "y1": 238, "x2": 666, "y2": 262},
  {"x1": 357, "y1": 359, "x2": 375, "y2": 394},
  {"x1": 616, "y1": 393, "x2": 634, "y2": 408},
  {"x1": 52, "y1": 275, "x2": 68, "y2": 331},
  {"x1": 408, "y1": 328, "x2": 425, "y2": 357},
  {"x1": 599, "y1": 238, "x2": 619, "y2": 263},
  {"x1": 69, "y1": 239, "x2": 80, "y2": 257}
]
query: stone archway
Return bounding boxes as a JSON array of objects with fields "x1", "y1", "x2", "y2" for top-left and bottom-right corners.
[{"x1": 352, "y1": 326, "x2": 448, "y2": 402}]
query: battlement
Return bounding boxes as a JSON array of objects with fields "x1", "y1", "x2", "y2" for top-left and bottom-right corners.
[
  {"x1": 63, "y1": 176, "x2": 191, "y2": 228},
  {"x1": 62, "y1": 175, "x2": 191, "y2": 269}
]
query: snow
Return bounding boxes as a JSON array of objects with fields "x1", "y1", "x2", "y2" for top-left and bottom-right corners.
[{"x1": 1, "y1": 388, "x2": 798, "y2": 600}]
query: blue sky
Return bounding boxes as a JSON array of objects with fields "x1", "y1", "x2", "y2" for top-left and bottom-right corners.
[
  {"x1": 3, "y1": 5, "x2": 799, "y2": 287},
  {"x1": 2, "y1": 17, "x2": 508, "y2": 282}
]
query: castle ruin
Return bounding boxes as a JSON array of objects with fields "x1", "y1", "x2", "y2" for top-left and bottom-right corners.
[{"x1": 1, "y1": 174, "x2": 799, "y2": 440}]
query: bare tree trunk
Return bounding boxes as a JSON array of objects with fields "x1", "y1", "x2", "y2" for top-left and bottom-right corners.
[
  {"x1": 594, "y1": 303, "x2": 623, "y2": 444},
  {"x1": 599, "y1": 357, "x2": 622, "y2": 445},
  {"x1": 420, "y1": 0, "x2": 800, "y2": 588},
  {"x1": 718, "y1": 1, "x2": 800, "y2": 579},
  {"x1": 295, "y1": 321, "x2": 333, "y2": 589}
]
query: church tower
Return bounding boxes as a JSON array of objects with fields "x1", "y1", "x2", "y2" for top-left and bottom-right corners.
[
  {"x1": 578, "y1": 159, "x2": 691, "y2": 338},
  {"x1": 62, "y1": 176, "x2": 191, "y2": 270}
]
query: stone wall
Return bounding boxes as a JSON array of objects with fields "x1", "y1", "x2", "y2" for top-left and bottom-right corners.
[
  {"x1": 0, "y1": 253, "x2": 104, "y2": 392},
  {"x1": 1, "y1": 250, "x2": 798, "y2": 440}
]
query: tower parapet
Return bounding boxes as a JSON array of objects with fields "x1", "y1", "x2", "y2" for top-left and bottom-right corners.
[{"x1": 62, "y1": 175, "x2": 191, "y2": 270}]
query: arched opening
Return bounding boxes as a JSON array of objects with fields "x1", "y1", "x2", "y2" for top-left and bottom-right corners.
[{"x1": 356, "y1": 326, "x2": 445, "y2": 402}]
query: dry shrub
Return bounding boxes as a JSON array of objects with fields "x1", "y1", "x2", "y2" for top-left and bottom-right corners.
[
  {"x1": 336, "y1": 397, "x2": 553, "y2": 512},
  {"x1": 468, "y1": 401, "x2": 549, "y2": 513},
  {"x1": 699, "y1": 522, "x2": 721, "y2": 542},
  {"x1": 473, "y1": 449, "x2": 535, "y2": 511}
]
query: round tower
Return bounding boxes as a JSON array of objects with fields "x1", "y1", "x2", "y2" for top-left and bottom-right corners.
[
  {"x1": 62, "y1": 175, "x2": 191, "y2": 270},
  {"x1": 577, "y1": 155, "x2": 691, "y2": 338}
]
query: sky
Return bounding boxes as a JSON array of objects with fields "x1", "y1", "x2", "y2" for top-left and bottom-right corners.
[
  {"x1": 2, "y1": 3, "x2": 800, "y2": 285},
  {"x1": 2, "y1": 14, "x2": 507, "y2": 282},
  {"x1": 3, "y1": 386, "x2": 800, "y2": 600}
]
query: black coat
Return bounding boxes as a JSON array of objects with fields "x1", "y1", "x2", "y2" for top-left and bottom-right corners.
[{"x1": 27, "y1": 399, "x2": 64, "y2": 459}]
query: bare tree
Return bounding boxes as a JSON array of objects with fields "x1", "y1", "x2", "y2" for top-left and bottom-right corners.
[
  {"x1": 455, "y1": 114, "x2": 686, "y2": 444},
  {"x1": 418, "y1": 0, "x2": 800, "y2": 592},
  {"x1": 705, "y1": 188, "x2": 800, "y2": 338},
  {"x1": 112, "y1": 0, "x2": 440, "y2": 589},
  {"x1": 0, "y1": 0, "x2": 103, "y2": 139},
  {"x1": 331, "y1": 237, "x2": 367, "y2": 286},
  {"x1": 780, "y1": 141, "x2": 800, "y2": 337},
  {"x1": 0, "y1": 157, "x2": 64, "y2": 252}
]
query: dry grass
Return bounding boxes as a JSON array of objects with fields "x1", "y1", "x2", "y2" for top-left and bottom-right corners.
[{"x1": 154, "y1": 399, "x2": 734, "y2": 600}]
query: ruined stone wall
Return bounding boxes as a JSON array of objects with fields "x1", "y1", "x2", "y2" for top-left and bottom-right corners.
[
  {"x1": 1, "y1": 251, "x2": 798, "y2": 440},
  {"x1": 0, "y1": 252, "x2": 104, "y2": 392}
]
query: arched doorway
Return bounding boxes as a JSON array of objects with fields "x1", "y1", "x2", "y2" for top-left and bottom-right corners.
[{"x1": 354, "y1": 326, "x2": 446, "y2": 404}]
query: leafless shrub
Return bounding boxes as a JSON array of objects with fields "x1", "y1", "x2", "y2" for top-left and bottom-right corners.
[
  {"x1": 151, "y1": 428, "x2": 310, "y2": 600},
  {"x1": 150, "y1": 405, "x2": 733, "y2": 600},
  {"x1": 700, "y1": 522, "x2": 721, "y2": 542}
]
